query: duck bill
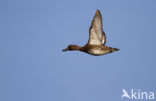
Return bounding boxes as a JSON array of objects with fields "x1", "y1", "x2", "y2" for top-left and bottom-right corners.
[{"x1": 62, "y1": 48, "x2": 69, "y2": 52}]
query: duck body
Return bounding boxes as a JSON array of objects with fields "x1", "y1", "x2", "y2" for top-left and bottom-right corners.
[
  {"x1": 63, "y1": 44, "x2": 119, "y2": 56},
  {"x1": 63, "y1": 10, "x2": 119, "y2": 56},
  {"x1": 81, "y1": 44, "x2": 119, "y2": 56}
]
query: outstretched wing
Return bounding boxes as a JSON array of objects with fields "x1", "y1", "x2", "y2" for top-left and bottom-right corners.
[{"x1": 88, "y1": 10, "x2": 106, "y2": 45}]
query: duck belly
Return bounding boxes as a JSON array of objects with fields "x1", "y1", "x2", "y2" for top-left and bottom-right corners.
[{"x1": 88, "y1": 48, "x2": 109, "y2": 55}]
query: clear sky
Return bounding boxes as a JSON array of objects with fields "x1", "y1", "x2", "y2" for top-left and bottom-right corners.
[{"x1": 1, "y1": 0, "x2": 156, "y2": 101}]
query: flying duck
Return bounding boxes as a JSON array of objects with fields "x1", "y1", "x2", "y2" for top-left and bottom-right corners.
[{"x1": 63, "y1": 10, "x2": 119, "y2": 56}]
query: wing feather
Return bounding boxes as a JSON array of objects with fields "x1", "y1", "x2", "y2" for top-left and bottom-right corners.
[{"x1": 88, "y1": 10, "x2": 106, "y2": 45}]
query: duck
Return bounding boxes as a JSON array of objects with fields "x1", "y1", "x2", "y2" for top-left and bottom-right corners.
[{"x1": 62, "y1": 9, "x2": 119, "y2": 56}]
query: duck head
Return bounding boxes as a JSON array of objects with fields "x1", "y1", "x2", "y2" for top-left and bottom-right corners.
[{"x1": 62, "y1": 45, "x2": 81, "y2": 51}]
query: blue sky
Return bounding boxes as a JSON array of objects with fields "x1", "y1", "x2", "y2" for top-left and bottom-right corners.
[{"x1": 0, "y1": 0, "x2": 156, "y2": 101}]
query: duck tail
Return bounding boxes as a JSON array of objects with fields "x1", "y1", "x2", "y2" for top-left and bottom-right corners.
[
  {"x1": 114, "y1": 48, "x2": 119, "y2": 51},
  {"x1": 112, "y1": 48, "x2": 119, "y2": 52}
]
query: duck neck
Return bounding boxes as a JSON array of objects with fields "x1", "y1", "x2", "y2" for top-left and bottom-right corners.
[{"x1": 70, "y1": 45, "x2": 81, "y2": 50}]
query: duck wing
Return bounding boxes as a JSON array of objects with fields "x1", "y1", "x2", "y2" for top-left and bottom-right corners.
[{"x1": 88, "y1": 10, "x2": 106, "y2": 45}]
